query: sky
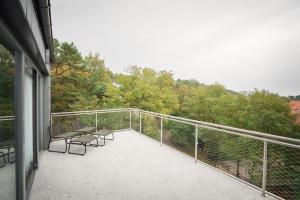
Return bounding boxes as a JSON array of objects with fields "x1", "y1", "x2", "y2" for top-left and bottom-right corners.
[{"x1": 51, "y1": 0, "x2": 300, "y2": 96}]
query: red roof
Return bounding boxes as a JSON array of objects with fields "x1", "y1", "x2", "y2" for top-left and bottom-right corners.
[{"x1": 289, "y1": 101, "x2": 300, "y2": 125}]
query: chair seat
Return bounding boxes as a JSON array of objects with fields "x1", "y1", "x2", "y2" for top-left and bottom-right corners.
[
  {"x1": 52, "y1": 132, "x2": 80, "y2": 139},
  {"x1": 76, "y1": 127, "x2": 96, "y2": 133},
  {"x1": 94, "y1": 130, "x2": 113, "y2": 136},
  {"x1": 71, "y1": 135, "x2": 97, "y2": 144}
]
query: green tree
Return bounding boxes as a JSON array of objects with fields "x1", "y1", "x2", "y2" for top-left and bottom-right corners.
[{"x1": 115, "y1": 66, "x2": 179, "y2": 114}]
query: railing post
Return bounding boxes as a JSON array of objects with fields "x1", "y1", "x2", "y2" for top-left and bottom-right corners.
[
  {"x1": 95, "y1": 112, "x2": 98, "y2": 134},
  {"x1": 195, "y1": 124, "x2": 198, "y2": 162},
  {"x1": 160, "y1": 117, "x2": 163, "y2": 145},
  {"x1": 262, "y1": 140, "x2": 268, "y2": 197},
  {"x1": 139, "y1": 112, "x2": 142, "y2": 134},
  {"x1": 129, "y1": 111, "x2": 132, "y2": 129}
]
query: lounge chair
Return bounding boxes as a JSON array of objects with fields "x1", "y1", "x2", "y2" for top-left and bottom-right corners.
[
  {"x1": 48, "y1": 124, "x2": 81, "y2": 153},
  {"x1": 71, "y1": 120, "x2": 115, "y2": 147},
  {"x1": 0, "y1": 140, "x2": 15, "y2": 163}
]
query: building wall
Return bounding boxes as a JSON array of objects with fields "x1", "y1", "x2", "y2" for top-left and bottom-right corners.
[
  {"x1": 0, "y1": 1, "x2": 52, "y2": 199},
  {"x1": 19, "y1": 0, "x2": 46, "y2": 63}
]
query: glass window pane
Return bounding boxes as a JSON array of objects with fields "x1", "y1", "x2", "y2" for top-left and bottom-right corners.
[
  {"x1": 0, "y1": 44, "x2": 16, "y2": 200},
  {"x1": 24, "y1": 64, "x2": 34, "y2": 189}
]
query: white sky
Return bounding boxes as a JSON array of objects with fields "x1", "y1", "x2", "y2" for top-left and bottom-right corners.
[{"x1": 51, "y1": 0, "x2": 300, "y2": 96}]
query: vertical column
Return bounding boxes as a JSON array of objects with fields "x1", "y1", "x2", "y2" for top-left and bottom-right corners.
[
  {"x1": 262, "y1": 140, "x2": 268, "y2": 196},
  {"x1": 160, "y1": 117, "x2": 163, "y2": 145},
  {"x1": 15, "y1": 51, "x2": 26, "y2": 200},
  {"x1": 195, "y1": 124, "x2": 198, "y2": 162},
  {"x1": 43, "y1": 74, "x2": 51, "y2": 150}
]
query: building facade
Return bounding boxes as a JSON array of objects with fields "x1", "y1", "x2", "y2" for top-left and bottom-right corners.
[{"x1": 0, "y1": 1, "x2": 53, "y2": 200}]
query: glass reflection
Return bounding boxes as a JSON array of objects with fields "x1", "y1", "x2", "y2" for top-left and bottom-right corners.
[{"x1": 0, "y1": 44, "x2": 16, "y2": 200}]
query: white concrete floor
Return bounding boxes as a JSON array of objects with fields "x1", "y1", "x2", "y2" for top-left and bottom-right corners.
[
  {"x1": 0, "y1": 162, "x2": 15, "y2": 200},
  {"x1": 30, "y1": 130, "x2": 275, "y2": 200}
]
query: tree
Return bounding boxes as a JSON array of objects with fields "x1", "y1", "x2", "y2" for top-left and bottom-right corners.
[
  {"x1": 115, "y1": 66, "x2": 179, "y2": 114},
  {"x1": 244, "y1": 90, "x2": 295, "y2": 137},
  {"x1": 51, "y1": 39, "x2": 85, "y2": 112}
]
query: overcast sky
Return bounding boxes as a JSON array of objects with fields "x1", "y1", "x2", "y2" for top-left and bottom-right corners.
[{"x1": 52, "y1": 0, "x2": 300, "y2": 96}]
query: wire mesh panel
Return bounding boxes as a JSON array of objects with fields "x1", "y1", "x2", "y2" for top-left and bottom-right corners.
[
  {"x1": 162, "y1": 119, "x2": 196, "y2": 158},
  {"x1": 197, "y1": 126, "x2": 264, "y2": 187},
  {"x1": 267, "y1": 143, "x2": 300, "y2": 200},
  {"x1": 97, "y1": 111, "x2": 130, "y2": 131},
  {"x1": 131, "y1": 111, "x2": 140, "y2": 132},
  {"x1": 142, "y1": 113, "x2": 160, "y2": 141},
  {"x1": 52, "y1": 113, "x2": 95, "y2": 132}
]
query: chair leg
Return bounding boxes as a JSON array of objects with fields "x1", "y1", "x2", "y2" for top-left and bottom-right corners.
[
  {"x1": 87, "y1": 139, "x2": 99, "y2": 147},
  {"x1": 68, "y1": 142, "x2": 87, "y2": 156},
  {"x1": 0, "y1": 152, "x2": 6, "y2": 168},
  {"x1": 68, "y1": 141, "x2": 71, "y2": 152},
  {"x1": 100, "y1": 132, "x2": 114, "y2": 140},
  {"x1": 48, "y1": 138, "x2": 68, "y2": 153},
  {"x1": 8, "y1": 146, "x2": 15, "y2": 164},
  {"x1": 98, "y1": 136, "x2": 106, "y2": 147},
  {"x1": 83, "y1": 144, "x2": 87, "y2": 155}
]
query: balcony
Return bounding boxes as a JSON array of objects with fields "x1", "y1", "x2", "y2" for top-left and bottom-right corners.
[
  {"x1": 27, "y1": 108, "x2": 299, "y2": 200},
  {"x1": 30, "y1": 129, "x2": 275, "y2": 200}
]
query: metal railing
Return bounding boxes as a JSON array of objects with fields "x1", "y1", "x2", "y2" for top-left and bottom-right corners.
[{"x1": 51, "y1": 108, "x2": 300, "y2": 200}]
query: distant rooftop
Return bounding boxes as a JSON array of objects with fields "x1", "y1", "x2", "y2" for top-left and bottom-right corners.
[
  {"x1": 289, "y1": 101, "x2": 300, "y2": 124},
  {"x1": 30, "y1": 130, "x2": 275, "y2": 200}
]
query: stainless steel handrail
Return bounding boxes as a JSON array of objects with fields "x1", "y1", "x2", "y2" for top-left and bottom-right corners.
[
  {"x1": 50, "y1": 108, "x2": 300, "y2": 146},
  {"x1": 133, "y1": 109, "x2": 300, "y2": 145},
  {"x1": 51, "y1": 108, "x2": 132, "y2": 116},
  {"x1": 50, "y1": 108, "x2": 300, "y2": 145}
]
